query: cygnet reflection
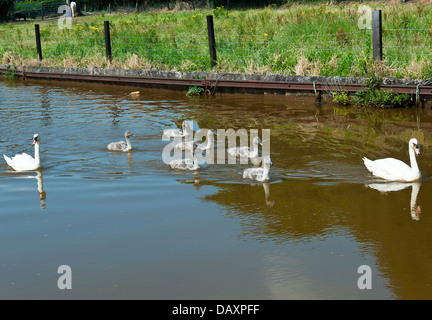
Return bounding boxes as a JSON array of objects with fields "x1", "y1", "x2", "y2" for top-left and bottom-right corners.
[
  {"x1": 262, "y1": 181, "x2": 274, "y2": 207},
  {"x1": 184, "y1": 171, "x2": 202, "y2": 192}
]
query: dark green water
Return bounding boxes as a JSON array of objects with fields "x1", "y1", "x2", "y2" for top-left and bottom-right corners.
[{"x1": 1, "y1": 78, "x2": 432, "y2": 299}]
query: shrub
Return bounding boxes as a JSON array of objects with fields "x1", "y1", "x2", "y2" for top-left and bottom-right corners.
[
  {"x1": 332, "y1": 91, "x2": 350, "y2": 105},
  {"x1": 353, "y1": 89, "x2": 412, "y2": 108}
]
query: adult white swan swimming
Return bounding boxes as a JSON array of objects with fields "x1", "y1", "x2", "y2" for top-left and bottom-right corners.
[
  {"x1": 107, "y1": 131, "x2": 135, "y2": 152},
  {"x1": 4, "y1": 134, "x2": 41, "y2": 171},
  {"x1": 362, "y1": 138, "x2": 421, "y2": 182},
  {"x1": 243, "y1": 155, "x2": 272, "y2": 182}
]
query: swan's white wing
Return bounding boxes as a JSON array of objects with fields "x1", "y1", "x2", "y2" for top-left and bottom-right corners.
[
  {"x1": 237, "y1": 147, "x2": 250, "y2": 157},
  {"x1": 163, "y1": 129, "x2": 183, "y2": 138},
  {"x1": 4, "y1": 153, "x2": 36, "y2": 171},
  {"x1": 107, "y1": 141, "x2": 127, "y2": 151},
  {"x1": 169, "y1": 158, "x2": 197, "y2": 170},
  {"x1": 243, "y1": 167, "x2": 263, "y2": 180},
  {"x1": 3, "y1": 154, "x2": 13, "y2": 167},
  {"x1": 363, "y1": 157, "x2": 414, "y2": 181}
]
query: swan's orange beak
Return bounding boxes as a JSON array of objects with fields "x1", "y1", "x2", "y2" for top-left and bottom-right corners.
[
  {"x1": 32, "y1": 139, "x2": 37, "y2": 145},
  {"x1": 414, "y1": 145, "x2": 420, "y2": 155}
]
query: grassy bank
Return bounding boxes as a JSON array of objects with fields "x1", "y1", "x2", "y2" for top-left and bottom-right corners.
[{"x1": 1, "y1": 1, "x2": 432, "y2": 79}]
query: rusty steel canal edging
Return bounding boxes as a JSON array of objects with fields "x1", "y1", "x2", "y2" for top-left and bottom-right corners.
[{"x1": 1, "y1": 65, "x2": 432, "y2": 98}]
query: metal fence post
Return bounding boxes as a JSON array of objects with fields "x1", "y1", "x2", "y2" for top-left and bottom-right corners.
[
  {"x1": 104, "y1": 20, "x2": 112, "y2": 62},
  {"x1": 372, "y1": 10, "x2": 382, "y2": 61},
  {"x1": 206, "y1": 15, "x2": 217, "y2": 68},
  {"x1": 35, "y1": 24, "x2": 42, "y2": 61}
]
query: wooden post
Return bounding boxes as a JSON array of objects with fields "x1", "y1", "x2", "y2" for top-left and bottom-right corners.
[
  {"x1": 35, "y1": 24, "x2": 42, "y2": 61},
  {"x1": 207, "y1": 15, "x2": 217, "y2": 68},
  {"x1": 104, "y1": 21, "x2": 112, "y2": 62},
  {"x1": 372, "y1": 10, "x2": 382, "y2": 61}
]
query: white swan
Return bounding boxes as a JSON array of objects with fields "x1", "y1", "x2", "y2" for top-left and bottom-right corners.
[
  {"x1": 228, "y1": 136, "x2": 262, "y2": 159},
  {"x1": 4, "y1": 134, "x2": 41, "y2": 171},
  {"x1": 243, "y1": 155, "x2": 272, "y2": 182},
  {"x1": 107, "y1": 131, "x2": 135, "y2": 152},
  {"x1": 169, "y1": 154, "x2": 200, "y2": 171},
  {"x1": 362, "y1": 138, "x2": 421, "y2": 182}
]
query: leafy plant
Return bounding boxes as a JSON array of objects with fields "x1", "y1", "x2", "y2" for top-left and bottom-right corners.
[
  {"x1": 332, "y1": 91, "x2": 350, "y2": 105},
  {"x1": 3, "y1": 64, "x2": 17, "y2": 80},
  {"x1": 186, "y1": 86, "x2": 204, "y2": 96}
]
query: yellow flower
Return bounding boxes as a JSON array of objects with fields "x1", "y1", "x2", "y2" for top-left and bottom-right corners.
[
  {"x1": 413, "y1": 14, "x2": 416, "y2": 17},
  {"x1": 264, "y1": 33, "x2": 268, "y2": 36},
  {"x1": 302, "y1": 11, "x2": 305, "y2": 14}
]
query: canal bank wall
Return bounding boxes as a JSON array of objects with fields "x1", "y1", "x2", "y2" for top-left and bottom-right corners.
[{"x1": 1, "y1": 64, "x2": 432, "y2": 101}]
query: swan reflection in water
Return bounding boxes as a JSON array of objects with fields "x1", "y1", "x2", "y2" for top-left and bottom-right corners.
[
  {"x1": 262, "y1": 181, "x2": 274, "y2": 207},
  {"x1": 366, "y1": 181, "x2": 421, "y2": 221},
  {"x1": 35, "y1": 169, "x2": 46, "y2": 209},
  {"x1": 184, "y1": 171, "x2": 202, "y2": 192},
  {"x1": 246, "y1": 181, "x2": 274, "y2": 207}
]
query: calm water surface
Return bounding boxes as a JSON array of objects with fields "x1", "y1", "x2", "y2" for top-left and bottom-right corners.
[{"x1": 1, "y1": 79, "x2": 432, "y2": 299}]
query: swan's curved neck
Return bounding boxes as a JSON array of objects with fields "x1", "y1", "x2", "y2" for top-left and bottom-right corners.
[
  {"x1": 34, "y1": 142, "x2": 41, "y2": 167},
  {"x1": 125, "y1": 136, "x2": 132, "y2": 150},
  {"x1": 262, "y1": 160, "x2": 270, "y2": 173},
  {"x1": 192, "y1": 154, "x2": 200, "y2": 169},
  {"x1": 204, "y1": 131, "x2": 214, "y2": 149},
  {"x1": 409, "y1": 145, "x2": 419, "y2": 172},
  {"x1": 250, "y1": 138, "x2": 260, "y2": 156}
]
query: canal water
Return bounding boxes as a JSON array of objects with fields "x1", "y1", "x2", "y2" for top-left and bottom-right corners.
[{"x1": 1, "y1": 78, "x2": 432, "y2": 299}]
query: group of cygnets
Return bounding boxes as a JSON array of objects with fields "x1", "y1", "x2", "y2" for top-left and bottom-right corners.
[
  {"x1": 162, "y1": 122, "x2": 273, "y2": 182},
  {"x1": 2, "y1": 128, "x2": 422, "y2": 184}
]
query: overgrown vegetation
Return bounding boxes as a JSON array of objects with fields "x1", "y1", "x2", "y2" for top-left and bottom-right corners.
[
  {"x1": 352, "y1": 78, "x2": 413, "y2": 108},
  {"x1": 332, "y1": 75, "x2": 413, "y2": 108},
  {"x1": 2, "y1": 64, "x2": 17, "y2": 79},
  {"x1": 1, "y1": 1, "x2": 432, "y2": 81}
]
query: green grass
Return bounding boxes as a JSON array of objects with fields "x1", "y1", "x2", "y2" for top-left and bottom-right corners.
[{"x1": 1, "y1": 1, "x2": 432, "y2": 79}]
